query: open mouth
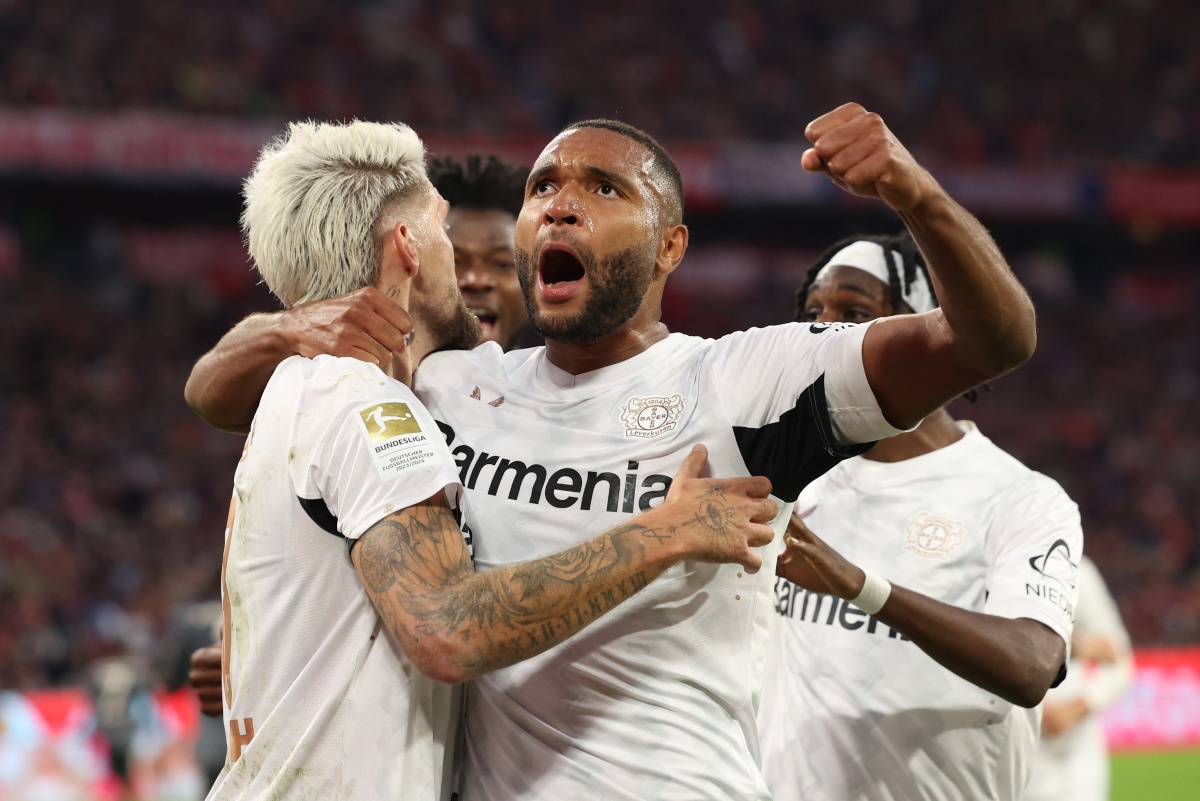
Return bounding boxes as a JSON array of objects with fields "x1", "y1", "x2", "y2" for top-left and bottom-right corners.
[
  {"x1": 537, "y1": 244, "x2": 587, "y2": 302},
  {"x1": 468, "y1": 308, "x2": 498, "y2": 338}
]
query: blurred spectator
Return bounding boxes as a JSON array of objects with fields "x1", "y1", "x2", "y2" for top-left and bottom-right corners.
[{"x1": 0, "y1": 1, "x2": 1198, "y2": 166}]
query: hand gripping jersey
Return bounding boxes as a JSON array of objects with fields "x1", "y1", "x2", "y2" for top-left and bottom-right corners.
[
  {"x1": 209, "y1": 355, "x2": 462, "y2": 801},
  {"x1": 758, "y1": 422, "x2": 1083, "y2": 801},
  {"x1": 414, "y1": 323, "x2": 897, "y2": 801}
]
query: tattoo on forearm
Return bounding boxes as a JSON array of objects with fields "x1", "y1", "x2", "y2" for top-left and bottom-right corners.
[
  {"x1": 356, "y1": 486, "x2": 743, "y2": 678},
  {"x1": 356, "y1": 506, "x2": 688, "y2": 677}
]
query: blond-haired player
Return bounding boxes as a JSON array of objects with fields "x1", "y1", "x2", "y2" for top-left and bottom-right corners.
[{"x1": 205, "y1": 120, "x2": 778, "y2": 800}]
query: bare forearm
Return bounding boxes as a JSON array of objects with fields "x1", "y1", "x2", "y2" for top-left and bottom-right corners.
[
  {"x1": 357, "y1": 508, "x2": 682, "y2": 683},
  {"x1": 900, "y1": 191, "x2": 1037, "y2": 375},
  {"x1": 874, "y1": 584, "x2": 1064, "y2": 707},
  {"x1": 184, "y1": 313, "x2": 290, "y2": 433}
]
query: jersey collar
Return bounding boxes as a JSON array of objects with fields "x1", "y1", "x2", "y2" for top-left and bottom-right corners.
[{"x1": 534, "y1": 333, "x2": 686, "y2": 393}]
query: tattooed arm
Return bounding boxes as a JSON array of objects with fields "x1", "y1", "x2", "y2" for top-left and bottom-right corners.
[{"x1": 352, "y1": 445, "x2": 778, "y2": 683}]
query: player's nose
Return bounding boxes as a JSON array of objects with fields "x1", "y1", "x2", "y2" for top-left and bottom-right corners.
[
  {"x1": 542, "y1": 186, "x2": 584, "y2": 228},
  {"x1": 458, "y1": 262, "x2": 496, "y2": 290}
]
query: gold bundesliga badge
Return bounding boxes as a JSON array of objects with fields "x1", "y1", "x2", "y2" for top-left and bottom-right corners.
[{"x1": 359, "y1": 402, "x2": 422, "y2": 441}]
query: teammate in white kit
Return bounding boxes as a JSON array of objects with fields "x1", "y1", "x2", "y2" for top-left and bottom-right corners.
[
  {"x1": 203, "y1": 120, "x2": 780, "y2": 800},
  {"x1": 189, "y1": 104, "x2": 1040, "y2": 799},
  {"x1": 759, "y1": 233, "x2": 1083, "y2": 801},
  {"x1": 1025, "y1": 556, "x2": 1134, "y2": 801}
]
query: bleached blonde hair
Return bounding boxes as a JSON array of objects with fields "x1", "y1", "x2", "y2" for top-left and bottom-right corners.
[{"x1": 242, "y1": 120, "x2": 428, "y2": 308}]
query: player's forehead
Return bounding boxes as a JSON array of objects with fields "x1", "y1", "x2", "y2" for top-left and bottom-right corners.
[
  {"x1": 446, "y1": 207, "x2": 515, "y2": 249},
  {"x1": 530, "y1": 128, "x2": 660, "y2": 195},
  {"x1": 808, "y1": 265, "x2": 890, "y2": 302}
]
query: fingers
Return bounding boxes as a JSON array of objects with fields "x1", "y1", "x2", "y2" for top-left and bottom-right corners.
[
  {"x1": 704, "y1": 474, "x2": 773, "y2": 499},
  {"x1": 744, "y1": 522, "x2": 776, "y2": 549},
  {"x1": 749, "y1": 498, "x2": 780, "y2": 524},
  {"x1": 810, "y1": 110, "x2": 882, "y2": 164},
  {"x1": 673, "y1": 445, "x2": 708, "y2": 481},
  {"x1": 804, "y1": 102, "x2": 868, "y2": 144},
  {"x1": 363, "y1": 287, "x2": 414, "y2": 337},
  {"x1": 190, "y1": 645, "x2": 221, "y2": 670},
  {"x1": 738, "y1": 549, "x2": 764, "y2": 575}
]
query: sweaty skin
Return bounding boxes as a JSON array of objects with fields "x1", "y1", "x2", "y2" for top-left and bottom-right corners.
[
  {"x1": 780, "y1": 262, "x2": 1066, "y2": 708},
  {"x1": 449, "y1": 207, "x2": 529, "y2": 350},
  {"x1": 185, "y1": 105, "x2": 1037, "y2": 437}
]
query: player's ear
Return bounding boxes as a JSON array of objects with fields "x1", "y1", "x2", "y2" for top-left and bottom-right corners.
[
  {"x1": 655, "y1": 224, "x2": 689, "y2": 276},
  {"x1": 392, "y1": 220, "x2": 420, "y2": 278}
]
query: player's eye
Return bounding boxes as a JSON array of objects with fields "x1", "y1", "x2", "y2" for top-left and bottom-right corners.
[
  {"x1": 533, "y1": 181, "x2": 554, "y2": 197},
  {"x1": 803, "y1": 307, "x2": 822, "y2": 322},
  {"x1": 597, "y1": 184, "x2": 619, "y2": 197}
]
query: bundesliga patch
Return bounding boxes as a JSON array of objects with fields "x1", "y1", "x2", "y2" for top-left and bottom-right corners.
[
  {"x1": 354, "y1": 399, "x2": 442, "y2": 479},
  {"x1": 620, "y1": 394, "x2": 685, "y2": 438}
]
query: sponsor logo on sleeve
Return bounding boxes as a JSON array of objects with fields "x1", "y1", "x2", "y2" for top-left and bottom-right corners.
[
  {"x1": 1025, "y1": 539, "x2": 1079, "y2": 620},
  {"x1": 620, "y1": 394, "x2": 685, "y2": 438},
  {"x1": 355, "y1": 400, "x2": 442, "y2": 479},
  {"x1": 903, "y1": 512, "x2": 966, "y2": 560}
]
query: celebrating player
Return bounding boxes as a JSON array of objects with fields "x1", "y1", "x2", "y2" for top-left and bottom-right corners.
[
  {"x1": 759, "y1": 232, "x2": 1083, "y2": 801},
  {"x1": 204, "y1": 121, "x2": 779, "y2": 800},
  {"x1": 185, "y1": 153, "x2": 536, "y2": 706},
  {"x1": 187, "y1": 104, "x2": 1039, "y2": 799},
  {"x1": 429, "y1": 155, "x2": 535, "y2": 351}
]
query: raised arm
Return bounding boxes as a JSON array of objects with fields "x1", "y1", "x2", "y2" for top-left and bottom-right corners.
[
  {"x1": 802, "y1": 103, "x2": 1037, "y2": 430},
  {"x1": 185, "y1": 287, "x2": 411, "y2": 433},
  {"x1": 778, "y1": 513, "x2": 1064, "y2": 708},
  {"x1": 354, "y1": 446, "x2": 778, "y2": 684}
]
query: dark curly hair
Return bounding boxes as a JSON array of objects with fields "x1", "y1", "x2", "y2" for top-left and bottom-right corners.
[
  {"x1": 794, "y1": 231, "x2": 936, "y2": 321},
  {"x1": 427, "y1": 155, "x2": 528, "y2": 218}
]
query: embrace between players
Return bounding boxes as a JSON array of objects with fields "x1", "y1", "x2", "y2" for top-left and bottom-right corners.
[{"x1": 184, "y1": 104, "x2": 1082, "y2": 801}]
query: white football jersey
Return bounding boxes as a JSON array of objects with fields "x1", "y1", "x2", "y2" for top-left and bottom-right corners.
[
  {"x1": 209, "y1": 355, "x2": 462, "y2": 801},
  {"x1": 758, "y1": 422, "x2": 1082, "y2": 801},
  {"x1": 1025, "y1": 557, "x2": 1133, "y2": 801},
  {"x1": 414, "y1": 322, "x2": 897, "y2": 801}
]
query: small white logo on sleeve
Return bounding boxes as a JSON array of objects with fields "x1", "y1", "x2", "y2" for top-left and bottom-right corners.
[
  {"x1": 354, "y1": 399, "x2": 442, "y2": 479},
  {"x1": 620, "y1": 395, "x2": 685, "y2": 438},
  {"x1": 903, "y1": 512, "x2": 966, "y2": 560}
]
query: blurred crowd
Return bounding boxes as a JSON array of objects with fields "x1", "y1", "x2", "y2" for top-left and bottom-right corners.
[
  {"x1": 961, "y1": 261, "x2": 1200, "y2": 647},
  {"x1": 0, "y1": 267, "x2": 260, "y2": 691},
  {"x1": 0, "y1": 237, "x2": 1198, "y2": 691},
  {"x1": 2, "y1": 0, "x2": 1198, "y2": 166}
]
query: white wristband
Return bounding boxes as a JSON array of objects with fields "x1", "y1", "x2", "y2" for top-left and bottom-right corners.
[{"x1": 850, "y1": 571, "x2": 892, "y2": 615}]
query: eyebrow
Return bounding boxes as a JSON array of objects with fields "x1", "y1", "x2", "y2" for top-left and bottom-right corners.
[
  {"x1": 832, "y1": 282, "x2": 879, "y2": 300},
  {"x1": 527, "y1": 162, "x2": 637, "y2": 195}
]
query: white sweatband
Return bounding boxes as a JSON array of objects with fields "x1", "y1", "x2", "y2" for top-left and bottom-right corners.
[
  {"x1": 814, "y1": 240, "x2": 936, "y2": 314},
  {"x1": 850, "y1": 571, "x2": 892, "y2": 615}
]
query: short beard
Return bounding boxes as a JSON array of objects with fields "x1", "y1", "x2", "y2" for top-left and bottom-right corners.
[
  {"x1": 416, "y1": 292, "x2": 483, "y2": 355},
  {"x1": 514, "y1": 240, "x2": 657, "y2": 346}
]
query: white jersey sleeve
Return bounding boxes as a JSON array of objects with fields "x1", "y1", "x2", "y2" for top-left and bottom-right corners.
[
  {"x1": 707, "y1": 320, "x2": 902, "y2": 446},
  {"x1": 291, "y1": 359, "x2": 463, "y2": 541},
  {"x1": 982, "y1": 474, "x2": 1083, "y2": 656}
]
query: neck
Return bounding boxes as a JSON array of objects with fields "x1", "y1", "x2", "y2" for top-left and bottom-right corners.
[
  {"x1": 544, "y1": 310, "x2": 670, "y2": 375},
  {"x1": 861, "y1": 408, "x2": 964, "y2": 462}
]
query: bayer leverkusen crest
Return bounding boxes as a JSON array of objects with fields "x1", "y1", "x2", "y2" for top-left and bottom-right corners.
[{"x1": 620, "y1": 394, "x2": 685, "y2": 438}]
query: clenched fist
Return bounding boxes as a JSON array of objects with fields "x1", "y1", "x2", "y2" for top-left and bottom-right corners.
[
  {"x1": 189, "y1": 643, "x2": 224, "y2": 718},
  {"x1": 801, "y1": 103, "x2": 940, "y2": 213}
]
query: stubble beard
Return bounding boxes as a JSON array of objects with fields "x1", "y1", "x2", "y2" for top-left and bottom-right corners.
[
  {"x1": 415, "y1": 289, "x2": 483, "y2": 355},
  {"x1": 514, "y1": 239, "x2": 657, "y2": 346}
]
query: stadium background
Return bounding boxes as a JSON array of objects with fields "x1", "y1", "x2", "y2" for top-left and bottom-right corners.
[{"x1": 0, "y1": 1, "x2": 1198, "y2": 798}]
